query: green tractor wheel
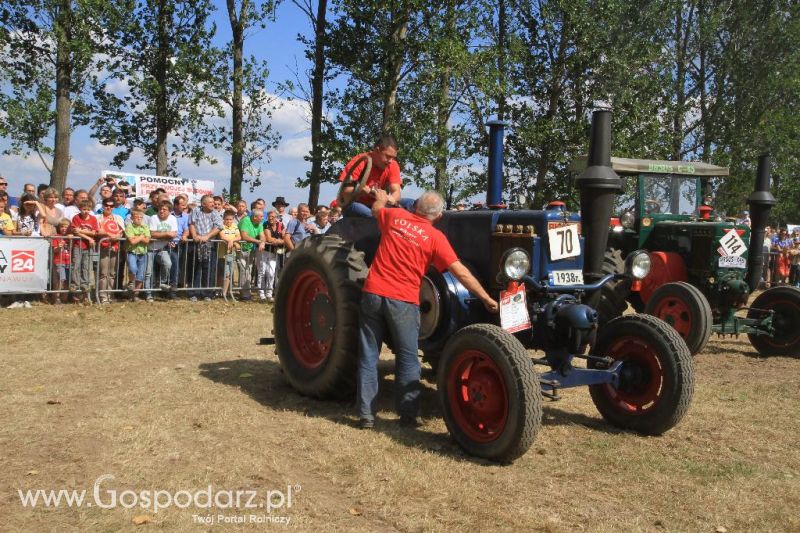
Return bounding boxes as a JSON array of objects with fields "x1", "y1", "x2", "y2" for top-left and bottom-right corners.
[
  {"x1": 747, "y1": 286, "x2": 800, "y2": 356},
  {"x1": 644, "y1": 281, "x2": 712, "y2": 355}
]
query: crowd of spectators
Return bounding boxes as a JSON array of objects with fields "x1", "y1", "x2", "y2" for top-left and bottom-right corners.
[
  {"x1": 762, "y1": 225, "x2": 800, "y2": 288},
  {"x1": 0, "y1": 175, "x2": 338, "y2": 306}
]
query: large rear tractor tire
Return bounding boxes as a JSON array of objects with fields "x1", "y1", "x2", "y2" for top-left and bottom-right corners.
[
  {"x1": 274, "y1": 234, "x2": 367, "y2": 398},
  {"x1": 588, "y1": 314, "x2": 694, "y2": 435},
  {"x1": 644, "y1": 281, "x2": 712, "y2": 355},
  {"x1": 596, "y1": 248, "x2": 629, "y2": 328},
  {"x1": 747, "y1": 286, "x2": 800, "y2": 356},
  {"x1": 438, "y1": 324, "x2": 542, "y2": 463}
]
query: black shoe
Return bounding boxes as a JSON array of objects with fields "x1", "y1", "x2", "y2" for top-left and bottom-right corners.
[
  {"x1": 358, "y1": 418, "x2": 374, "y2": 429},
  {"x1": 399, "y1": 416, "x2": 420, "y2": 428}
]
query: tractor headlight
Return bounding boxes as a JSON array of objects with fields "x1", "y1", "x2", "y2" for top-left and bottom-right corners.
[
  {"x1": 620, "y1": 210, "x2": 635, "y2": 229},
  {"x1": 625, "y1": 251, "x2": 651, "y2": 280},
  {"x1": 502, "y1": 248, "x2": 530, "y2": 280}
]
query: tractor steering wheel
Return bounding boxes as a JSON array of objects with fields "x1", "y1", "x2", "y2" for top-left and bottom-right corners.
[{"x1": 337, "y1": 154, "x2": 373, "y2": 209}]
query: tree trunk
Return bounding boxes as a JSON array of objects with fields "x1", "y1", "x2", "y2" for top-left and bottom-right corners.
[
  {"x1": 433, "y1": 68, "x2": 450, "y2": 194},
  {"x1": 671, "y1": 4, "x2": 689, "y2": 161},
  {"x1": 531, "y1": 27, "x2": 567, "y2": 208},
  {"x1": 307, "y1": 0, "x2": 328, "y2": 209},
  {"x1": 496, "y1": 0, "x2": 506, "y2": 121},
  {"x1": 228, "y1": 0, "x2": 247, "y2": 200},
  {"x1": 51, "y1": 0, "x2": 72, "y2": 192},
  {"x1": 154, "y1": 0, "x2": 171, "y2": 175},
  {"x1": 382, "y1": 9, "x2": 409, "y2": 133}
]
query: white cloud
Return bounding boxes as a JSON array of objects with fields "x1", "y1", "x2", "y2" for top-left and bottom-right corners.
[
  {"x1": 269, "y1": 96, "x2": 310, "y2": 135},
  {"x1": 274, "y1": 135, "x2": 311, "y2": 160}
]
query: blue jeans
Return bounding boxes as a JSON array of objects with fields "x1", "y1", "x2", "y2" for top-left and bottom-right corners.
[
  {"x1": 168, "y1": 245, "x2": 180, "y2": 288},
  {"x1": 357, "y1": 292, "x2": 421, "y2": 421},
  {"x1": 343, "y1": 198, "x2": 417, "y2": 218},
  {"x1": 191, "y1": 243, "x2": 218, "y2": 298},
  {"x1": 146, "y1": 249, "x2": 172, "y2": 296},
  {"x1": 127, "y1": 253, "x2": 147, "y2": 282}
]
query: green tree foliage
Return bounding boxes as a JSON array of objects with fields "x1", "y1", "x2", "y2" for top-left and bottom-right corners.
[
  {"x1": 0, "y1": 0, "x2": 109, "y2": 191},
  {"x1": 324, "y1": 0, "x2": 484, "y2": 204},
  {"x1": 197, "y1": 0, "x2": 281, "y2": 199},
  {"x1": 89, "y1": 0, "x2": 217, "y2": 176},
  {"x1": 287, "y1": 0, "x2": 333, "y2": 208}
]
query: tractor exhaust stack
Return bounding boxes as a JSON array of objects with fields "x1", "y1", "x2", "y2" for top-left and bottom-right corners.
[
  {"x1": 575, "y1": 110, "x2": 621, "y2": 286},
  {"x1": 486, "y1": 120, "x2": 509, "y2": 209},
  {"x1": 746, "y1": 154, "x2": 776, "y2": 292}
]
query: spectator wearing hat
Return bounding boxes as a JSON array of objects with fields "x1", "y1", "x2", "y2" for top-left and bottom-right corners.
[
  {"x1": 0, "y1": 176, "x2": 18, "y2": 211},
  {"x1": 736, "y1": 210, "x2": 751, "y2": 228},
  {"x1": 273, "y1": 196, "x2": 292, "y2": 227}
]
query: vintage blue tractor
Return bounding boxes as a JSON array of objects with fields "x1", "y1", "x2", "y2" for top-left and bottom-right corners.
[{"x1": 273, "y1": 111, "x2": 693, "y2": 463}]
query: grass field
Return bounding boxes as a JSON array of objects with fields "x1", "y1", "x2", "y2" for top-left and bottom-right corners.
[{"x1": 1, "y1": 299, "x2": 798, "y2": 531}]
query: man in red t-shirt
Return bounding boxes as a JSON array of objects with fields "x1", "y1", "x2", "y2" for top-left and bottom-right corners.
[
  {"x1": 357, "y1": 189, "x2": 498, "y2": 429},
  {"x1": 338, "y1": 134, "x2": 415, "y2": 217}
]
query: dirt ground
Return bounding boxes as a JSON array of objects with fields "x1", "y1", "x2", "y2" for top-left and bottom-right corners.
[{"x1": 1, "y1": 299, "x2": 798, "y2": 532}]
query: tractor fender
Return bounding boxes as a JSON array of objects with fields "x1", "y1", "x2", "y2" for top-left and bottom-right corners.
[
  {"x1": 419, "y1": 267, "x2": 486, "y2": 354},
  {"x1": 640, "y1": 251, "x2": 687, "y2": 303}
]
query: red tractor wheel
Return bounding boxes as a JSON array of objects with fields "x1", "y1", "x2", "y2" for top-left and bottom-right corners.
[
  {"x1": 274, "y1": 235, "x2": 367, "y2": 398},
  {"x1": 747, "y1": 286, "x2": 800, "y2": 356},
  {"x1": 589, "y1": 314, "x2": 694, "y2": 435},
  {"x1": 644, "y1": 281, "x2": 712, "y2": 355},
  {"x1": 438, "y1": 324, "x2": 542, "y2": 463}
]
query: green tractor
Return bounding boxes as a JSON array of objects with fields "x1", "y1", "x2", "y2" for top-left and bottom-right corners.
[{"x1": 587, "y1": 155, "x2": 800, "y2": 356}]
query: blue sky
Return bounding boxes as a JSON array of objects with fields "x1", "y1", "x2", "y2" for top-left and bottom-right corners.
[{"x1": 0, "y1": 0, "x2": 397, "y2": 208}]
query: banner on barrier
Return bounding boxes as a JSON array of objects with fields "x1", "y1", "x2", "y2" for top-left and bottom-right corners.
[
  {"x1": 101, "y1": 170, "x2": 215, "y2": 204},
  {"x1": 0, "y1": 238, "x2": 50, "y2": 293}
]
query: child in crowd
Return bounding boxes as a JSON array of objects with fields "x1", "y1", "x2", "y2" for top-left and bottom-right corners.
[
  {"x1": 50, "y1": 218, "x2": 72, "y2": 304},
  {"x1": 15, "y1": 193, "x2": 40, "y2": 236},
  {"x1": 219, "y1": 209, "x2": 241, "y2": 300},
  {"x1": 70, "y1": 199, "x2": 99, "y2": 302},
  {"x1": 125, "y1": 209, "x2": 151, "y2": 301}
]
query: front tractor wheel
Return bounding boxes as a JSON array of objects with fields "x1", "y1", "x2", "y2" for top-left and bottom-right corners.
[
  {"x1": 747, "y1": 286, "x2": 800, "y2": 356},
  {"x1": 588, "y1": 314, "x2": 694, "y2": 435},
  {"x1": 438, "y1": 324, "x2": 542, "y2": 463},
  {"x1": 274, "y1": 235, "x2": 368, "y2": 398},
  {"x1": 644, "y1": 281, "x2": 712, "y2": 355}
]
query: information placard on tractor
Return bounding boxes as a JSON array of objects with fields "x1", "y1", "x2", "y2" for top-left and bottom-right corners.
[
  {"x1": 719, "y1": 229, "x2": 747, "y2": 257},
  {"x1": 548, "y1": 223, "x2": 581, "y2": 261},
  {"x1": 500, "y1": 284, "x2": 531, "y2": 333}
]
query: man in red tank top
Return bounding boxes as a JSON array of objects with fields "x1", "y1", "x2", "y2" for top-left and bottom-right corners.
[{"x1": 357, "y1": 189, "x2": 498, "y2": 429}]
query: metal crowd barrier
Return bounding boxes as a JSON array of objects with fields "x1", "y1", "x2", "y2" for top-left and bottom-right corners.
[
  {"x1": 93, "y1": 238, "x2": 286, "y2": 303},
  {"x1": 0, "y1": 235, "x2": 286, "y2": 303}
]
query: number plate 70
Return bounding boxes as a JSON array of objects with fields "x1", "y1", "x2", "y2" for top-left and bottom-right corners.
[{"x1": 547, "y1": 223, "x2": 581, "y2": 261}]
